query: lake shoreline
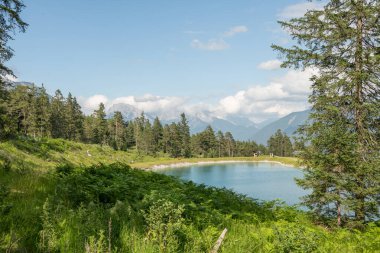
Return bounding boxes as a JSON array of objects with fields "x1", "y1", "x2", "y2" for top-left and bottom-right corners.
[{"x1": 134, "y1": 157, "x2": 300, "y2": 170}]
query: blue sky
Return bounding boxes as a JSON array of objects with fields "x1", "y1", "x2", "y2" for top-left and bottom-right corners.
[{"x1": 9, "y1": 0, "x2": 323, "y2": 122}]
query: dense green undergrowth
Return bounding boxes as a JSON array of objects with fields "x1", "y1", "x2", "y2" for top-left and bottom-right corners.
[
  {"x1": 0, "y1": 163, "x2": 379, "y2": 252},
  {"x1": 0, "y1": 138, "x2": 379, "y2": 252}
]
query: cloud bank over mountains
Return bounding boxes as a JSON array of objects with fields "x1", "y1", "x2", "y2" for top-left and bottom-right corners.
[{"x1": 80, "y1": 68, "x2": 315, "y2": 123}]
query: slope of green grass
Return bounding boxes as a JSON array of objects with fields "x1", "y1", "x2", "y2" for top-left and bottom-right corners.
[
  {"x1": 0, "y1": 137, "x2": 167, "y2": 171},
  {"x1": 0, "y1": 138, "x2": 379, "y2": 252},
  {"x1": 0, "y1": 138, "x2": 300, "y2": 172}
]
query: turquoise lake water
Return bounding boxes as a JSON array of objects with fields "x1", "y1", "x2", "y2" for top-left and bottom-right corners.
[{"x1": 160, "y1": 162, "x2": 307, "y2": 206}]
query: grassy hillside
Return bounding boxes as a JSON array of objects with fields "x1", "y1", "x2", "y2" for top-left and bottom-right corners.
[
  {"x1": 0, "y1": 138, "x2": 379, "y2": 252},
  {"x1": 0, "y1": 138, "x2": 157, "y2": 171},
  {"x1": 0, "y1": 137, "x2": 299, "y2": 171}
]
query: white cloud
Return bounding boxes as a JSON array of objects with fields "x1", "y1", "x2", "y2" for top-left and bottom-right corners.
[
  {"x1": 278, "y1": 2, "x2": 324, "y2": 19},
  {"x1": 79, "y1": 69, "x2": 316, "y2": 122},
  {"x1": 111, "y1": 94, "x2": 186, "y2": 115},
  {"x1": 3, "y1": 74, "x2": 18, "y2": 82},
  {"x1": 79, "y1": 94, "x2": 186, "y2": 119},
  {"x1": 191, "y1": 39, "x2": 229, "y2": 51},
  {"x1": 258, "y1": 59, "x2": 282, "y2": 70},
  {"x1": 83, "y1": 95, "x2": 108, "y2": 112},
  {"x1": 275, "y1": 68, "x2": 317, "y2": 95},
  {"x1": 223, "y1": 25, "x2": 248, "y2": 37},
  {"x1": 214, "y1": 68, "x2": 316, "y2": 121},
  {"x1": 191, "y1": 25, "x2": 248, "y2": 51}
]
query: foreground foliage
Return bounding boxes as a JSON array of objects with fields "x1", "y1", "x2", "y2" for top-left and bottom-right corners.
[{"x1": 0, "y1": 162, "x2": 379, "y2": 252}]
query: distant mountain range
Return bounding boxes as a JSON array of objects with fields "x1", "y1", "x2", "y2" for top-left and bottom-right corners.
[
  {"x1": 107, "y1": 103, "x2": 310, "y2": 144},
  {"x1": 251, "y1": 109, "x2": 310, "y2": 144}
]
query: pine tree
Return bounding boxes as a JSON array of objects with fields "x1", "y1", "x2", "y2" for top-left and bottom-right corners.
[
  {"x1": 83, "y1": 115, "x2": 96, "y2": 143},
  {"x1": 216, "y1": 130, "x2": 225, "y2": 157},
  {"x1": 109, "y1": 111, "x2": 126, "y2": 150},
  {"x1": 235, "y1": 140, "x2": 259, "y2": 157},
  {"x1": 167, "y1": 123, "x2": 181, "y2": 157},
  {"x1": 199, "y1": 126, "x2": 217, "y2": 157},
  {"x1": 28, "y1": 85, "x2": 52, "y2": 139},
  {"x1": 65, "y1": 93, "x2": 76, "y2": 140},
  {"x1": 162, "y1": 124, "x2": 171, "y2": 154},
  {"x1": 7, "y1": 85, "x2": 33, "y2": 136},
  {"x1": 267, "y1": 130, "x2": 293, "y2": 157},
  {"x1": 125, "y1": 121, "x2": 135, "y2": 149},
  {"x1": 134, "y1": 112, "x2": 147, "y2": 153},
  {"x1": 50, "y1": 90, "x2": 66, "y2": 138},
  {"x1": 273, "y1": 0, "x2": 380, "y2": 226},
  {"x1": 152, "y1": 117, "x2": 163, "y2": 153},
  {"x1": 178, "y1": 113, "x2": 191, "y2": 157},
  {"x1": 93, "y1": 103, "x2": 108, "y2": 145},
  {"x1": 36, "y1": 85, "x2": 51, "y2": 137},
  {"x1": 142, "y1": 120, "x2": 155, "y2": 155},
  {"x1": 27, "y1": 85, "x2": 39, "y2": 138},
  {"x1": 72, "y1": 97, "x2": 84, "y2": 140},
  {"x1": 0, "y1": 0, "x2": 27, "y2": 139},
  {"x1": 190, "y1": 132, "x2": 202, "y2": 157},
  {"x1": 224, "y1": 132, "x2": 235, "y2": 157}
]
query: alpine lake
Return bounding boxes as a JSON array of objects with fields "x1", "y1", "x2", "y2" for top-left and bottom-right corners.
[{"x1": 159, "y1": 162, "x2": 307, "y2": 206}]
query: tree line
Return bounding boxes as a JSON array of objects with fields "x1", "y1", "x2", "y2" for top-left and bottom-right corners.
[{"x1": 0, "y1": 83, "x2": 293, "y2": 158}]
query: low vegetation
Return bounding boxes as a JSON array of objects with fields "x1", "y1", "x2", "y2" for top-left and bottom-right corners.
[{"x1": 0, "y1": 138, "x2": 379, "y2": 252}]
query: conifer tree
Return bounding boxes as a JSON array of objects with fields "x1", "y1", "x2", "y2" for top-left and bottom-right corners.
[
  {"x1": 50, "y1": 90, "x2": 66, "y2": 138},
  {"x1": 152, "y1": 117, "x2": 163, "y2": 153},
  {"x1": 93, "y1": 103, "x2": 107, "y2": 145},
  {"x1": 7, "y1": 85, "x2": 32, "y2": 135},
  {"x1": 167, "y1": 122, "x2": 181, "y2": 157},
  {"x1": 224, "y1": 132, "x2": 235, "y2": 157},
  {"x1": 134, "y1": 112, "x2": 147, "y2": 153},
  {"x1": 125, "y1": 120, "x2": 135, "y2": 149},
  {"x1": 109, "y1": 111, "x2": 126, "y2": 150},
  {"x1": 216, "y1": 130, "x2": 225, "y2": 157},
  {"x1": 112, "y1": 111, "x2": 126, "y2": 150},
  {"x1": 199, "y1": 126, "x2": 217, "y2": 157},
  {"x1": 178, "y1": 113, "x2": 191, "y2": 157},
  {"x1": 142, "y1": 120, "x2": 155, "y2": 155},
  {"x1": 162, "y1": 124, "x2": 171, "y2": 154},
  {"x1": 273, "y1": 0, "x2": 380, "y2": 226},
  {"x1": 27, "y1": 85, "x2": 39, "y2": 138},
  {"x1": 72, "y1": 97, "x2": 84, "y2": 140},
  {"x1": 36, "y1": 85, "x2": 51, "y2": 137},
  {"x1": 0, "y1": 0, "x2": 27, "y2": 138},
  {"x1": 83, "y1": 115, "x2": 96, "y2": 143},
  {"x1": 267, "y1": 130, "x2": 293, "y2": 157},
  {"x1": 65, "y1": 93, "x2": 76, "y2": 140}
]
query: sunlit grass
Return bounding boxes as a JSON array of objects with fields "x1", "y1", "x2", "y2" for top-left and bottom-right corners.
[{"x1": 0, "y1": 138, "x2": 299, "y2": 172}]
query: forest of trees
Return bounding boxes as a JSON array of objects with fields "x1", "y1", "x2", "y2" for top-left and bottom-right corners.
[
  {"x1": 267, "y1": 129, "x2": 293, "y2": 157},
  {"x1": 0, "y1": 83, "x2": 287, "y2": 158}
]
